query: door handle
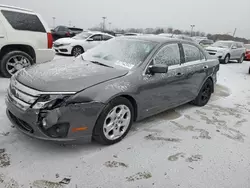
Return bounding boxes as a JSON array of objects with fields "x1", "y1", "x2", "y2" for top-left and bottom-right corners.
[
  {"x1": 203, "y1": 65, "x2": 208, "y2": 69},
  {"x1": 175, "y1": 72, "x2": 183, "y2": 77}
]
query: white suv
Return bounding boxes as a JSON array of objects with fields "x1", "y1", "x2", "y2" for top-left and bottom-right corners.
[
  {"x1": 205, "y1": 40, "x2": 246, "y2": 64},
  {"x1": 0, "y1": 4, "x2": 55, "y2": 77}
]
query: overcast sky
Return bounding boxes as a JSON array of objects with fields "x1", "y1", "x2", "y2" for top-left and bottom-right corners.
[{"x1": 1, "y1": 0, "x2": 250, "y2": 38}]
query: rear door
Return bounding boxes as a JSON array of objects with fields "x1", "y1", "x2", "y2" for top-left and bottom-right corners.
[
  {"x1": 231, "y1": 43, "x2": 238, "y2": 59},
  {"x1": 236, "y1": 43, "x2": 245, "y2": 58},
  {"x1": 180, "y1": 42, "x2": 210, "y2": 99},
  {"x1": 101, "y1": 34, "x2": 113, "y2": 43}
]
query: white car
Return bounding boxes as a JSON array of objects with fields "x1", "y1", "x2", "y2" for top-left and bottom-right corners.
[
  {"x1": 53, "y1": 31, "x2": 114, "y2": 56},
  {"x1": 205, "y1": 40, "x2": 246, "y2": 64},
  {"x1": 0, "y1": 4, "x2": 55, "y2": 78}
]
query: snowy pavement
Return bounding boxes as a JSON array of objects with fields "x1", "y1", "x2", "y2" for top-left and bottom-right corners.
[{"x1": 0, "y1": 58, "x2": 250, "y2": 188}]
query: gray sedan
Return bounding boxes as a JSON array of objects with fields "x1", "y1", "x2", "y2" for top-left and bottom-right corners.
[{"x1": 6, "y1": 36, "x2": 219, "y2": 145}]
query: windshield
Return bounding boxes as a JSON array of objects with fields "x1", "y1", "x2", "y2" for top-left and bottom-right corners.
[
  {"x1": 81, "y1": 38, "x2": 158, "y2": 69},
  {"x1": 200, "y1": 40, "x2": 214, "y2": 45},
  {"x1": 73, "y1": 32, "x2": 92, "y2": 40},
  {"x1": 212, "y1": 41, "x2": 233, "y2": 48},
  {"x1": 244, "y1": 44, "x2": 250, "y2": 49}
]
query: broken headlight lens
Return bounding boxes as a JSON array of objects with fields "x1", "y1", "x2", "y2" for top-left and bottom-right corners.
[{"x1": 32, "y1": 94, "x2": 71, "y2": 110}]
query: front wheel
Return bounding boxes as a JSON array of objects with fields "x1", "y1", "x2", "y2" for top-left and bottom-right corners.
[
  {"x1": 0, "y1": 51, "x2": 33, "y2": 78},
  {"x1": 223, "y1": 54, "x2": 230, "y2": 64},
  {"x1": 192, "y1": 79, "x2": 213, "y2": 106},
  {"x1": 93, "y1": 97, "x2": 134, "y2": 145},
  {"x1": 71, "y1": 46, "x2": 84, "y2": 57}
]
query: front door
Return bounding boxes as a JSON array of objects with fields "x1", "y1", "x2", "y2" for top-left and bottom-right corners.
[
  {"x1": 85, "y1": 34, "x2": 102, "y2": 50},
  {"x1": 138, "y1": 43, "x2": 189, "y2": 118}
]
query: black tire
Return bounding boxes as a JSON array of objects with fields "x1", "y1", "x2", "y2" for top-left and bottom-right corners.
[
  {"x1": 93, "y1": 97, "x2": 134, "y2": 145},
  {"x1": 222, "y1": 54, "x2": 230, "y2": 64},
  {"x1": 238, "y1": 54, "x2": 245, "y2": 63},
  {"x1": 192, "y1": 79, "x2": 213, "y2": 107},
  {"x1": 71, "y1": 46, "x2": 84, "y2": 57},
  {"x1": 249, "y1": 67, "x2": 250, "y2": 74},
  {"x1": 0, "y1": 51, "x2": 34, "y2": 78}
]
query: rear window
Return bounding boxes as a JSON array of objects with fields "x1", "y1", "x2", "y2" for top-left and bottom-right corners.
[{"x1": 1, "y1": 10, "x2": 46, "y2": 33}]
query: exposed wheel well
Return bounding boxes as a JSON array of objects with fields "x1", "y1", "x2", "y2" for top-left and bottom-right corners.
[
  {"x1": 120, "y1": 95, "x2": 138, "y2": 121},
  {"x1": 0, "y1": 44, "x2": 36, "y2": 62}
]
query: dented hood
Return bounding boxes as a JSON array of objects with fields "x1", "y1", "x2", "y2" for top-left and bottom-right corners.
[{"x1": 16, "y1": 57, "x2": 128, "y2": 92}]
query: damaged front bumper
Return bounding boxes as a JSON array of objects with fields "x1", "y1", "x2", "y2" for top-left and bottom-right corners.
[{"x1": 5, "y1": 95, "x2": 105, "y2": 142}]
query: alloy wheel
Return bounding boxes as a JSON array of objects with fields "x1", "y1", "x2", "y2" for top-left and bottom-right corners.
[
  {"x1": 6, "y1": 55, "x2": 31, "y2": 75},
  {"x1": 103, "y1": 105, "x2": 131, "y2": 140},
  {"x1": 73, "y1": 47, "x2": 83, "y2": 57},
  {"x1": 201, "y1": 83, "x2": 211, "y2": 102}
]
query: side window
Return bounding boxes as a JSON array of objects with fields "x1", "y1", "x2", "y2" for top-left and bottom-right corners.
[
  {"x1": 232, "y1": 43, "x2": 237, "y2": 49},
  {"x1": 54, "y1": 27, "x2": 59, "y2": 32},
  {"x1": 91, "y1": 34, "x2": 102, "y2": 41},
  {"x1": 154, "y1": 43, "x2": 181, "y2": 66},
  {"x1": 58, "y1": 27, "x2": 67, "y2": 32},
  {"x1": 236, "y1": 43, "x2": 243, "y2": 48},
  {"x1": 1, "y1": 10, "x2": 46, "y2": 32},
  {"x1": 102, "y1": 35, "x2": 112, "y2": 41},
  {"x1": 183, "y1": 44, "x2": 202, "y2": 62}
]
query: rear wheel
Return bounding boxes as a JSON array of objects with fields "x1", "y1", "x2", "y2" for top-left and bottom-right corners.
[
  {"x1": 192, "y1": 79, "x2": 213, "y2": 106},
  {"x1": 0, "y1": 51, "x2": 33, "y2": 78},
  {"x1": 71, "y1": 46, "x2": 84, "y2": 57},
  {"x1": 93, "y1": 97, "x2": 134, "y2": 145},
  {"x1": 238, "y1": 54, "x2": 244, "y2": 63}
]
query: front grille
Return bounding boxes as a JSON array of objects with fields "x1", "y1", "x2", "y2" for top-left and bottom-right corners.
[
  {"x1": 209, "y1": 52, "x2": 216, "y2": 55},
  {"x1": 8, "y1": 77, "x2": 40, "y2": 110},
  {"x1": 8, "y1": 111, "x2": 34, "y2": 133}
]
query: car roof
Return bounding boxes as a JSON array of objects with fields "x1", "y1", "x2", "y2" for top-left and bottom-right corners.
[
  {"x1": 0, "y1": 4, "x2": 33, "y2": 13},
  {"x1": 121, "y1": 35, "x2": 182, "y2": 44},
  {"x1": 84, "y1": 31, "x2": 114, "y2": 36}
]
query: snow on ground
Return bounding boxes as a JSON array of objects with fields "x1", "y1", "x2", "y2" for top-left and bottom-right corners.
[{"x1": 0, "y1": 58, "x2": 250, "y2": 188}]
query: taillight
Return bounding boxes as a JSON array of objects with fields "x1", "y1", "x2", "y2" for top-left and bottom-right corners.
[
  {"x1": 47, "y1": 33, "x2": 53, "y2": 49},
  {"x1": 66, "y1": 32, "x2": 70, "y2": 37}
]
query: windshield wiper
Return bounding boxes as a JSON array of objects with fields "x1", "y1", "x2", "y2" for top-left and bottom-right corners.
[{"x1": 90, "y1": 60, "x2": 113, "y2": 68}]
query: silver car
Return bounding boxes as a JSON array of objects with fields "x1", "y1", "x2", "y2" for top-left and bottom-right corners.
[{"x1": 205, "y1": 40, "x2": 246, "y2": 64}]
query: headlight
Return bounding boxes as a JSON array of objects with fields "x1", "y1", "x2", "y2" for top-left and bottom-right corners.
[
  {"x1": 32, "y1": 94, "x2": 71, "y2": 110},
  {"x1": 61, "y1": 43, "x2": 71, "y2": 46}
]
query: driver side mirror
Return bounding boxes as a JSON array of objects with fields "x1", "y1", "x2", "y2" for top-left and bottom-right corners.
[
  {"x1": 148, "y1": 64, "x2": 168, "y2": 74},
  {"x1": 87, "y1": 38, "x2": 93, "y2": 42}
]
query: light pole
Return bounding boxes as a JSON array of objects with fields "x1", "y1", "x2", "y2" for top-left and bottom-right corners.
[
  {"x1": 102, "y1": 17, "x2": 107, "y2": 31},
  {"x1": 52, "y1": 17, "x2": 56, "y2": 28},
  {"x1": 190, "y1": 25, "x2": 195, "y2": 37},
  {"x1": 109, "y1": 22, "x2": 112, "y2": 30}
]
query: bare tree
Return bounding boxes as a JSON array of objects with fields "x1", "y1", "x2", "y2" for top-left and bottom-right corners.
[{"x1": 166, "y1": 27, "x2": 173, "y2": 34}]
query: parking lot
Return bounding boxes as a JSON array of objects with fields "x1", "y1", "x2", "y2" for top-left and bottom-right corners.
[{"x1": 0, "y1": 57, "x2": 249, "y2": 188}]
